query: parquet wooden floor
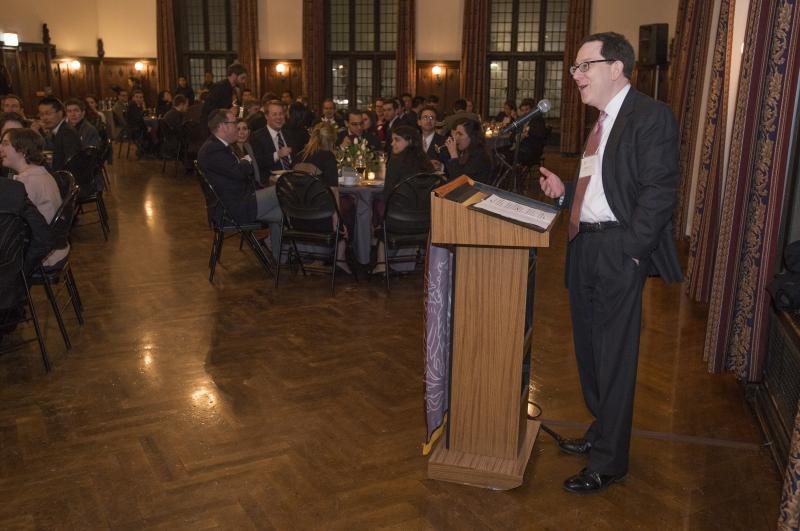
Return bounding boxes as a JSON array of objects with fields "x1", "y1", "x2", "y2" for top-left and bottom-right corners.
[{"x1": 0, "y1": 153, "x2": 782, "y2": 530}]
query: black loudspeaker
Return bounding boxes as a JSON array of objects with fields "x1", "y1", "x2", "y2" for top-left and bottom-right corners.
[{"x1": 638, "y1": 24, "x2": 668, "y2": 66}]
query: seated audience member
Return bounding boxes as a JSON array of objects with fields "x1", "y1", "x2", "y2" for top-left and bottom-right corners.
[
  {"x1": 418, "y1": 106, "x2": 446, "y2": 171},
  {"x1": 381, "y1": 99, "x2": 401, "y2": 152},
  {"x1": 36, "y1": 96, "x2": 82, "y2": 171},
  {"x1": 515, "y1": 97, "x2": 548, "y2": 166},
  {"x1": 440, "y1": 99, "x2": 483, "y2": 136},
  {"x1": 337, "y1": 109, "x2": 381, "y2": 151},
  {"x1": 246, "y1": 94, "x2": 271, "y2": 133},
  {"x1": 174, "y1": 76, "x2": 195, "y2": 105},
  {"x1": 65, "y1": 98, "x2": 101, "y2": 149},
  {"x1": 444, "y1": 117, "x2": 493, "y2": 184},
  {"x1": 280, "y1": 90, "x2": 293, "y2": 106},
  {"x1": 155, "y1": 90, "x2": 173, "y2": 117},
  {"x1": 495, "y1": 100, "x2": 517, "y2": 124},
  {"x1": 0, "y1": 178, "x2": 53, "y2": 327},
  {"x1": 112, "y1": 89, "x2": 128, "y2": 121},
  {"x1": 312, "y1": 98, "x2": 344, "y2": 128},
  {"x1": 231, "y1": 118, "x2": 262, "y2": 187},
  {"x1": 285, "y1": 101, "x2": 312, "y2": 153},
  {"x1": 2, "y1": 94, "x2": 25, "y2": 117},
  {"x1": 202, "y1": 71, "x2": 214, "y2": 91},
  {"x1": 241, "y1": 88, "x2": 253, "y2": 102},
  {"x1": 83, "y1": 96, "x2": 107, "y2": 127},
  {"x1": 384, "y1": 125, "x2": 435, "y2": 196},
  {"x1": 0, "y1": 112, "x2": 27, "y2": 135},
  {"x1": 0, "y1": 128, "x2": 68, "y2": 267},
  {"x1": 425, "y1": 95, "x2": 440, "y2": 114},
  {"x1": 250, "y1": 101, "x2": 296, "y2": 174},
  {"x1": 125, "y1": 89, "x2": 152, "y2": 157},
  {"x1": 362, "y1": 110, "x2": 378, "y2": 137},
  {"x1": 399, "y1": 93, "x2": 416, "y2": 125},
  {"x1": 373, "y1": 98, "x2": 386, "y2": 142},
  {"x1": 164, "y1": 95, "x2": 189, "y2": 130},
  {"x1": 294, "y1": 122, "x2": 351, "y2": 272},
  {"x1": 242, "y1": 99, "x2": 261, "y2": 120},
  {"x1": 197, "y1": 109, "x2": 282, "y2": 260}
]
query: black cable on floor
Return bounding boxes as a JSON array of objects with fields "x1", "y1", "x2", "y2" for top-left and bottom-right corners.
[{"x1": 527, "y1": 400, "x2": 566, "y2": 444}]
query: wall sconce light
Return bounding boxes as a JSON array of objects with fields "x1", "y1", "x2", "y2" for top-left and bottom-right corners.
[
  {"x1": 69, "y1": 60, "x2": 81, "y2": 70},
  {"x1": 275, "y1": 62, "x2": 287, "y2": 76},
  {"x1": 134, "y1": 61, "x2": 145, "y2": 72},
  {"x1": 1, "y1": 33, "x2": 19, "y2": 47},
  {"x1": 432, "y1": 65, "x2": 443, "y2": 82}
]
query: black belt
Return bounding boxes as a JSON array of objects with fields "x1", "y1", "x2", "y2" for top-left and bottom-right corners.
[{"x1": 579, "y1": 221, "x2": 622, "y2": 233}]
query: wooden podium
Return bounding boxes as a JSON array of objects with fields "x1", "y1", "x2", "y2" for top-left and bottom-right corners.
[{"x1": 427, "y1": 179, "x2": 553, "y2": 490}]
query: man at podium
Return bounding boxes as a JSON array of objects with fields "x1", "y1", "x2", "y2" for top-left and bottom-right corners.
[{"x1": 539, "y1": 32, "x2": 682, "y2": 493}]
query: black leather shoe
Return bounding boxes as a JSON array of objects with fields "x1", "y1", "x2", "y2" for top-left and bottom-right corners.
[
  {"x1": 563, "y1": 468, "x2": 625, "y2": 494},
  {"x1": 558, "y1": 437, "x2": 592, "y2": 455}
]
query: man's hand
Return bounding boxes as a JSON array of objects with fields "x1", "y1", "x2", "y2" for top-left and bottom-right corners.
[
  {"x1": 539, "y1": 166, "x2": 565, "y2": 199},
  {"x1": 277, "y1": 146, "x2": 292, "y2": 158}
]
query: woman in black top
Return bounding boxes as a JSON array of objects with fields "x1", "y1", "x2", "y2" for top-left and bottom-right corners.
[
  {"x1": 384, "y1": 125, "x2": 434, "y2": 197},
  {"x1": 444, "y1": 117, "x2": 493, "y2": 184}
]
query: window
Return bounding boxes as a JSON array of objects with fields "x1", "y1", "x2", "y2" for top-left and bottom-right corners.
[
  {"x1": 327, "y1": 0, "x2": 398, "y2": 109},
  {"x1": 487, "y1": 0, "x2": 567, "y2": 120},
  {"x1": 177, "y1": 0, "x2": 238, "y2": 91}
]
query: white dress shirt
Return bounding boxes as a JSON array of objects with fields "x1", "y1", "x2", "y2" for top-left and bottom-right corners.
[
  {"x1": 423, "y1": 132, "x2": 435, "y2": 153},
  {"x1": 267, "y1": 125, "x2": 285, "y2": 163},
  {"x1": 580, "y1": 83, "x2": 631, "y2": 223}
]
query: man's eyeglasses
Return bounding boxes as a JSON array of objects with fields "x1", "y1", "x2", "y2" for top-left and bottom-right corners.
[
  {"x1": 569, "y1": 59, "x2": 614, "y2": 75},
  {"x1": 420, "y1": 115, "x2": 436, "y2": 121},
  {"x1": 222, "y1": 121, "x2": 238, "y2": 125}
]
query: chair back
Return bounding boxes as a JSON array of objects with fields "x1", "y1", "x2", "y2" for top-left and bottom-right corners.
[
  {"x1": 48, "y1": 183, "x2": 80, "y2": 250},
  {"x1": 275, "y1": 171, "x2": 339, "y2": 226},
  {"x1": 64, "y1": 147, "x2": 99, "y2": 199},
  {"x1": 96, "y1": 137, "x2": 112, "y2": 163},
  {"x1": 158, "y1": 118, "x2": 181, "y2": 158},
  {"x1": 51, "y1": 170, "x2": 75, "y2": 200},
  {"x1": 384, "y1": 173, "x2": 445, "y2": 234},
  {"x1": 194, "y1": 161, "x2": 225, "y2": 228}
]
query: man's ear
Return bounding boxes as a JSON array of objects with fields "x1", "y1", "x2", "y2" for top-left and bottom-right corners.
[{"x1": 610, "y1": 60, "x2": 624, "y2": 81}]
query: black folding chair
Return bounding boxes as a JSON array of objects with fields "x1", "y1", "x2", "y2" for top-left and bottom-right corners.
[
  {"x1": 0, "y1": 214, "x2": 52, "y2": 371},
  {"x1": 194, "y1": 161, "x2": 275, "y2": 282},
  {"x1": 66, "y1": 147, "x2": 110, "y2": 240},
  {"x1": 112, "y1": 109, "x2": 132, "y2": 160},
  {"x1": 274, "y1": 171, "x2": 353, "y2": 295},
  {"x1": 159, "y1": 119, "x2": 185, "y2": 176},
  {"x1": 376, "y1": 173, "x2": 445, "y2": 291},
  {"x1": 29, "y1": 181, "x2": 83, "y2": 350}
]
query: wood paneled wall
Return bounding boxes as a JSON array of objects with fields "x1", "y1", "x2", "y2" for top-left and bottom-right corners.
[
  {"x1": 259, "y1": 59, "x2": 302, "y2": 102},
  {"x1": 97, "y1": 58, "x2": 159, "y2": 105},
  {"x1": 416, "y1": 61, "x2": 461, "y2": 115},
  {"x1": 1, "y1": 43, "x2": 54, "y2": 116}
]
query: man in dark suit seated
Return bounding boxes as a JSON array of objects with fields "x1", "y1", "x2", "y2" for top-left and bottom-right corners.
[
  {"x1": 201, "y1": 63, "x2": 247, "y2": 124},
  {"x1": 197, "y1": 109, "x2": 283, "y2": 260},
  {"x1": 174, "y1": 76, "x2": 195, "y2": 105},
  {"x1": 539, "y1": 31, "x2": 682, "y2": 494},
  {"x1": 125, "y1": 89, "x2": 152, "y2": 158},
  {"x1": 163, "y1": 94, "x2": 189, "y2": 132},
  {"x1": 337, "y1": 109, "x2": 381, "y2": 151},
  {"x1": 418, "y1": 106, "x2": 447, "y2": 171},
  {"x1": 34, "y1": 96, "x2": 81, "y2": 171},
  {"x1": 311, "y1": 98, "x2": 344, "y2": 129},
  {"x1": 64, "y1": 98, "x2": 101, "y2": 149},
  {"x1": 381, "y1": 99, "x2": 402, "y2": 153},
  {"x1": 249, "y1": 101, "x2": 297, "y2": 174}
]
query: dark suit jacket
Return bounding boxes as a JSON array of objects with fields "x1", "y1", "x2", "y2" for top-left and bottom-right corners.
[
  {"x1": 563, "y1": 88, "x2": 682, "y2": 284},
  {"x1": 250, "y1": 127, "x2": 297, "y2": 174},
  {"x1": 197, "y1": 136, "x2": 257, "y2": 225},
  {"x1": 423, "y1": 132, "x2": 447, "y2": 160},
  {"x1": 246, "y1": 111, "x2": 267, "y2": 133},
  {"x1": 163, "y1": 108, "x2": 185, "y2": 132},
  {"x1": 48, "y1": 121, "x2": 82, "y2": 171},
  {"x1": 336, "y1": 129, "x2": 381, "y2": 151},
  {"x1": 75, "y1": 119, "x2": 100, "y2": 149},
  {"x1": 0, "y1": 180, "x2": 53, "y2": 307},
  {"x1": 175, "y1": 85, "x2": 195, "y2": 105},
  {"x1": 125, "y1": 103, "x2": 147, "y2": 138},
  {"x1": 202, "y1": 80, "x2": 235, "y2": 120}
]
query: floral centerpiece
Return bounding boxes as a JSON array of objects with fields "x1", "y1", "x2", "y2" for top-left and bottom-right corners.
[{"x1": 336, "y1": 137, "x2": 379, "y2": 175}]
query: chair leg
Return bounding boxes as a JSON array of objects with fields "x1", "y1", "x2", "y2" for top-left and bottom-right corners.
[
  {"x1": 97, "y1": 195, "x2": 110, "y2": 241},
  {"x1": 22, "y1": 275, "x2": 51, "y2": 372},
  {"x1": 41, "y1": 274, "x2": 71, "y2": 350},
  {"x1": 274, "y1": 229, "x2": 284, "y2": 288},
  {"x1": 161, "y1": 156, "x2": 167, "y2": 173},
  {"x1": 117, "y1": 140, "x2": 122, "y2": 159},
  {"x1": 384, "y1": 226, "x2": 390, "y2": 292},
  {"x1": 330, "y1": 227, "x2": 340, "y2": 296},
  {"x1": 126, "y1": 140, "x2": 131, "y2": 160},
  {"x1": 64, "y1": 265, "x2": 84, "y2": 324},
  {"x1": 209, "y1": 229, "x2": 223, "y2": 281},
  {"x1": 290, "y1": 239, "x2": 307, "y2": 276},
  {"x1": 239, "y1": 233, "x2": 245, "y2": 250},
  {"x1": 245, "y1": 231, "x2": 274, "y2": 278}
]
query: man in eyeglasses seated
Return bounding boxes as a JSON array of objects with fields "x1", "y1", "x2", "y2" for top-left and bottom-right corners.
[
  {"x1": 337, "y1": 109, "x2": 381, "y2": 151},
  {"x1": 418, "y1": 106, "x2": 447, "y2": 172},
  {"x1": 197, "y1": 109, "x2": 283, "y2": 262}
]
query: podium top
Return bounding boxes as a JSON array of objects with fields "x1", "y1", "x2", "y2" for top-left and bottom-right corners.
[{"x1": 430, "y1": 176, "x2": 555, "y2": 248}]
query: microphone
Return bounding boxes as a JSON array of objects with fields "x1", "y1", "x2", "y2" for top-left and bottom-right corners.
[{"x1": 499, "y1": 99, "x2": 551, "y2": 135}]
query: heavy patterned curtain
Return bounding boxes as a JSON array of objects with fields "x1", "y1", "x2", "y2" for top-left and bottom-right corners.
[
  {"x1": 684, "y1": 0, "x2": 735, "y2": 302},
  {"x1": 559, "y1": 0, "x2": 591, "y2": 154},
  {"x1": 302, "y1": 0, "x2": 326, "y2": 111},
  {"x1": 668, "y1": 0, "x2": 716, "y2": 238},
  {"x1": 780, "y1": 401, "x2": 800, "y2": 530},
  {"x1": 459, "y1": 0, "x2": 490, "y2": 114},
  {"x1": 237, "y1": 0, "x2": 260, "y2": 97},
  {"x1": 156, "y1": 0, "x2": 178, "y2": 92},
  {"x1": 704, "y1": 0, "x2": 800, "y2": 381},
  {"x1": 396, "y1": 0, "x2": 416, "y2": 96}
]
